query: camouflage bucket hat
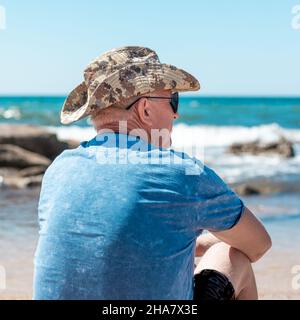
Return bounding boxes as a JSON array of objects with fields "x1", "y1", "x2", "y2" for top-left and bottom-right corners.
[{"x1": 60, "y1": 46, "x2": 200, "y2": 124}]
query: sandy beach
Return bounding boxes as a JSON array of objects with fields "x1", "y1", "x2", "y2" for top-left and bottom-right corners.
[{"x1": 0, "y1": 187, "x2": 299, "y2": 300}]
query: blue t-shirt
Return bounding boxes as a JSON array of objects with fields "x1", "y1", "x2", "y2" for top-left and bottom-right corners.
[{"x1": 33, "y1": 132, "x2": 244, "y2": 300}]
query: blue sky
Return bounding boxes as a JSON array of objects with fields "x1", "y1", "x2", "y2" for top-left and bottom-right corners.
[{"x1": 0, "y1": 0, "x2": 299, "y2": 96}]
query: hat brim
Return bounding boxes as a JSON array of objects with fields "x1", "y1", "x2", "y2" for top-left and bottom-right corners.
[
  {"x1": 60, "y1": 63, "x2": 200, "y2": 124},
  {"x1": 60, "y1": 82, "x2": 90, "y2": 124}
]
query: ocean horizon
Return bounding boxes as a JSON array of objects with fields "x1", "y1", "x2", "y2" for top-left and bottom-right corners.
[{"x1": 1, "y1": 96, "x2": 300, "y2": 127}]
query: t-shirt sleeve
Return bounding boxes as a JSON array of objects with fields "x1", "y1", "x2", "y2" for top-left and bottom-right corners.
[{"x1": 191, "y1": 165, "x2": 245, "y2": 233}]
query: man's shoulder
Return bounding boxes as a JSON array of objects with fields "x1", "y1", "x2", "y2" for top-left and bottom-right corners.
[
  {"x1": 167, "y1": 148, "x2": 205, "y2": 176},
  {"x1": 43, "y1": 145, "x2": 87, "y2": 176}
]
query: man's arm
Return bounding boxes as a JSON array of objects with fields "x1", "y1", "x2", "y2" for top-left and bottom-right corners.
[{"x1": 209, "y1": 207, "x2": 272, "y2": 263}]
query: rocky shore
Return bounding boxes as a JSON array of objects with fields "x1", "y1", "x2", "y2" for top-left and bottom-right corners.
[
  {"x1": 228, "y1": 137, "x2": 295, "y2": 158},
  {"x1": 0, "y1": 124, "x2": 79, "y2": 189}
]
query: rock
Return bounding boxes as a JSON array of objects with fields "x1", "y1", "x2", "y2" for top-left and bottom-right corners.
[
  {"x1": 26, "y1": 174, "x2": 44, "y2": 187},
  {"x1": 228, "y1": 137, "x2": 295, "y2": 158},
  {"x1": 0, "y1": 167, "x2": 19, "y2": 177},
  {"x1": 0, "y1": 124, "x2": 68, "y2": 160},
  {"x1": 18, "y1": 166, "x2": 46, "y2": 177},
  {"x1": 3, "y1": 174, "x2": 43, "y2": 189},
  {"x1": 0, "y1": 165, "x2": 45, "y2": 189},
  {"x1": 232, "y1": 179, "x2": 287, "y2": 195},
  {"x1": 2, "y1": 176, "x2": 28, "y2": 189},
  {"x1": 234, "y1": 184, "x2": 261, "y2": 195},
  {"x1": 0, "y1": 167, "x2": 18, "y2": 189},
  {"x1": 0, "y1": 144, "x2": 50, "y2": 168},
  {"x1": 62, "y1": 139, "x2": 80, "y2": 149}
]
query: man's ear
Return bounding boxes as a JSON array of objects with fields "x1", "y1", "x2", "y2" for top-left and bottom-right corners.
[{"x1": 136, "y1": 98, "x2": 152, "y2": 126}]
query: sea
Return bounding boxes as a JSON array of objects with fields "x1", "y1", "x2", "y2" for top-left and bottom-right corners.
[{"x1": 0, "y1": 96, "x2": 300, "y2": 299}]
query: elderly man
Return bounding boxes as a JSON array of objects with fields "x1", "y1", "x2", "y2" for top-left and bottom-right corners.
[{"x1": 33, "y1": 46, "x2": 271, "y2": 300}]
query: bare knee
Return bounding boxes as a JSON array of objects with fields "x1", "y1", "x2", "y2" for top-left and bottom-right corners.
[{"x1": 195, "y1": 242, "x2": 257, "y2": 299}]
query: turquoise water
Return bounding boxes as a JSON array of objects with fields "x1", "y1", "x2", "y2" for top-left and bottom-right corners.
[{"x1": 1, "y1": 96, "x2": 300, "y2": 128}]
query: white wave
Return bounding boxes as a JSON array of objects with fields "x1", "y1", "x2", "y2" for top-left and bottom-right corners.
[
  {"x1": 44, "y1": 123, "x2": 300, "y2": 146},
  {"x1": 45, "y1": 125, "x2": 96, "y2": 141},
  {"x1": 172, "y1": 123, "x2": 300, "y2": 147},
  {"x1": 171, "y1": 124, "x2": 300, "y2": 183},
  {"x1": 0, "y1": 107, "x2": 21, "y2": 120}
]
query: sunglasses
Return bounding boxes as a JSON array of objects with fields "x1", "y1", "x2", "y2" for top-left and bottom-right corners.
[{"x1": 125, "y1": 92, "x2": 179, "y2": 113}]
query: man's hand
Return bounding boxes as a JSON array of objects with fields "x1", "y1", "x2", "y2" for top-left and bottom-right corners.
[{"x1": 195, "y1": 233, "x2": 221, "y2": 257}]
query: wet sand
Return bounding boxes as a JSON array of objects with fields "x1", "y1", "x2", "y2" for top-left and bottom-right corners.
[{"x1": 0, "y1": 188, "x2": 299, "y2": 300}]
